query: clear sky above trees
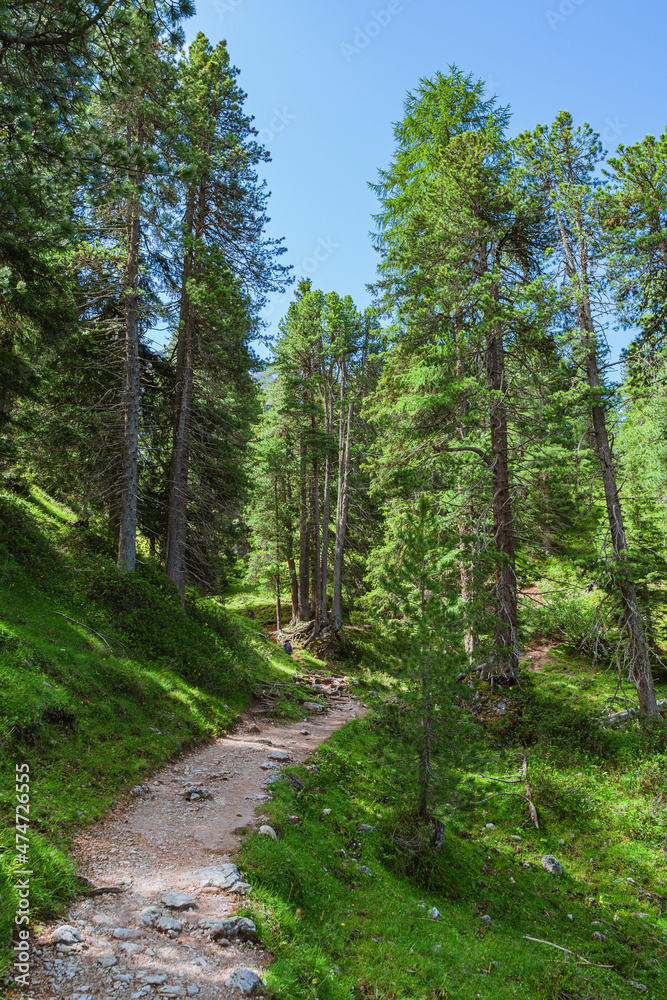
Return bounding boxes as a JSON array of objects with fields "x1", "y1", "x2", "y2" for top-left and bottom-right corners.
[{"x1": 180, "y1": 0, "x2": 666, "y2": 367}]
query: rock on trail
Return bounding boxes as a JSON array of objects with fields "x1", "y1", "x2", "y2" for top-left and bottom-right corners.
[{"x1": 22, "y1": 692, "x2": 364, "y2": 1000}]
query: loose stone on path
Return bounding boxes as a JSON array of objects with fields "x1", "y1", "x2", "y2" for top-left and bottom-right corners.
[
  {"x1": 27, "y1": 690, "x2": 364, "y2": 1000},
  {"x1": 161, "y1": 891, "x2": 198, "y2": 910},
  {"x1": 224, "y1": 968, "x2": 262, "y2": 995}
]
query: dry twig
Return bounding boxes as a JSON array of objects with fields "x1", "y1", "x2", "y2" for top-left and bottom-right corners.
[
  {"x1": 523, "y1": 935, "x2": 613, "y2": 968},
  {"x1": 521, "y1": 753, "x2": 539, "y2": 828},
  {"x1": 49, "y1": 612, "x2": 118, "y2": 654}
]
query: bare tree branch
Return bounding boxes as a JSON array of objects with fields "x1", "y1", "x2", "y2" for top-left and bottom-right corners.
[{"x1": 433, "y1": 444, "x2": 493, "y2": 467}]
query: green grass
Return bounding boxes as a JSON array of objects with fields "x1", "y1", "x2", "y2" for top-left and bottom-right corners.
[
  {"x1": 3, "y1": 486, "x2": 667, "y2": 998},
  {"x1": 240, "y1": 657, "x2": 667, "y2": 1000},
  {"x1": 0, "y1": 485, "x2": 302, "y2": 975}
]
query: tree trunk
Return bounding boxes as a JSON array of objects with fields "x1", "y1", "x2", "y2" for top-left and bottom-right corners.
[
  {"x1": 274, "y1": 477, "x2": 282, "y2": 631},
  {"x1": 297, "y1": 436, "x2": 310, "y2": 621},
  {"x1": 331, "y1": 400, "x2": 354, "y2": 632},
  {"x1": 275, "y1": 561, "x2": 282, "y2": 633},
  {"x1": 556, "y1": 210, "x2": 659, "y2": 718},
  {"x1": 0, "y1": 328, "x2": 14, "y2": 435},
  {"x1": 586, "y1": 351, "x2": 658, "y2": 717},
  {"x1": 484, "y1": 319, "x2": 519, "y2": 680},
  {"x1": 418, "y1": 560, "x2": 432, "y2": 820},
  {"x1": 319, "y1": 389, "x2": 334, "y2": 625},
  {"x1": 460, "y1": 512, "x2": 477, "y2": 658},
  {"x1": 453, "y1": 319, "x2": 478, "y2": 658},
  {"x1": 418, "y1": 667, "x2": 433, "y2": 819},
  {"x1": 284, "y1": 473, "x2": 299, "y2": 621},
  {"x1": 309, "y1": 384, "x2": 321, "y2": 626},
  {"x1": 275, "y1": 575, "x2": 282, "y2": 631},
  {"x1": 287, "y1": 552, "x2": 298, "y2": 622},
  {"x1": 117, "y1": 118, "x2": 144, "y2": 573},
  {"x1": 311, "y1": 453, "x2": 321, "y2": 624},
  {"x1": 165, "y1": 347, "x2": 193, "y2": 599},
  {"x1": 165, "y1": 184, "x2": 199, "y2": 600}
]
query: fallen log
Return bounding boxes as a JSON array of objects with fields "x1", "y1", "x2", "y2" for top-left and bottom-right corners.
[{"x1": 602, "y1": 698, "x2": 667, "y2": 726}]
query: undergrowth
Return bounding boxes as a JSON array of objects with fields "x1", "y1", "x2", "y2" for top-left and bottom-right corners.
[
  {"x1": 3, "y1": 487, "x2": 667, "y2": 1000},
  {"x1": 242, "y1": 662, "x2": 667, "y2": 1000}
]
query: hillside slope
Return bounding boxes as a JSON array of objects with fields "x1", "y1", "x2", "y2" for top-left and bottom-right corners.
[
  {"x1": 3, "y1": 486, "x2": 667, "y2": 1000},
  {"x1": 0, "y1": 485, "x2": 297, "y2": 977}
]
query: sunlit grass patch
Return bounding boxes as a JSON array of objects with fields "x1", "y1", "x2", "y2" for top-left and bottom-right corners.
[{"x1": 241, "y1": 665, "x2": 667, "y2": 999}]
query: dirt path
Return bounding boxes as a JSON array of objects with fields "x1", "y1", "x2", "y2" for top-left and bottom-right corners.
[{"x1": 24, "y1": 693, "x2": 365, "y2": 1000}]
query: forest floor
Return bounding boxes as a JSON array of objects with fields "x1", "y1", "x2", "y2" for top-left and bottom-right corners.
[
  {"x1": 15, "y1": 692, "x2": 365, "y2": 1000},
  {"x1": 233, "y1": 641, "x2": 667, "y2": 1000},
  {"x1": 3, "y1": 488, "x2": 667, "y2": 999}
]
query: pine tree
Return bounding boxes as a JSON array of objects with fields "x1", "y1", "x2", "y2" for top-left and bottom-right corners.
[
  {"x1": 602, "y1": 128, "x2": 667, "y2": 345},
  {"x1": 365, "y1": 491, "x2": 470, "y2": 828},
  {"x1": 516, "y1": 112, "x2": 660, "y2": 718},
  {"x1": 372, "y1": 69, "x2": 548, "y2": 680},
  {"x1": 0, "y1": 1, "x2": 192, "y2": 473},
  {"x1": 164, "y1": 33, "x2": 287, "y2": 598},
  {"x1": 273, "y1": 283, "x2": 379, "y2": 636}
]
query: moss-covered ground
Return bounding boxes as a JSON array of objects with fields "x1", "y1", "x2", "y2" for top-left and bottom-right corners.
[{"x1": 241, "y1": 653, "x2": 667, "y2": 999}]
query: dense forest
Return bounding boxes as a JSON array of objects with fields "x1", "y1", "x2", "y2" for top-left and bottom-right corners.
[{"x1": 2, "y1": 3, "x2": 667, "y2": 999}]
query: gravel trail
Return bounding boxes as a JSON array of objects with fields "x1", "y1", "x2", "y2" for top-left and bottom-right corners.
[{"x1": 23, "y1": 691, "x2": 365, "y2": 1000}]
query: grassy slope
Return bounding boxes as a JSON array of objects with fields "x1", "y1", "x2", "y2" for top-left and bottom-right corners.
[
  {"x1": 240, "y1": 654, "x2": 667, "y2": 999},
  {"x1": 0, "y1": 486, "x2": 300, "y2": 976},
  {"x1": 3, "y1": 489, "x2": 667, "y2": 999}
]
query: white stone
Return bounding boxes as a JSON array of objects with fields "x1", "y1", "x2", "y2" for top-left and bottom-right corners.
[
  {"x1": 137, "y1": 906, "x2": 161, "y2": 927},
  {"x1": 161, "y1": 892, "x2": 197, "y2": 911},
  {"x1": 198, "y1": 916, "x2": 256, "y2": 942},
  {"x1": 194, "y1": 864, "x2": 242, "y2": 890},
  {"x1": 97, "y1": 953, "x2": 118, "y2": 968},
  {"x1": 224, "y1": 968, "x2": 262, "y2": 995},
  {"x1": 114, "y1": 928, "x2": 143, "y2": 941},
  {"x1": 51, "y1": 926, "x2": 82, "y2": 945},
  {"x1": 155, "y1": 916, "x2": 182, "y2": 934}
]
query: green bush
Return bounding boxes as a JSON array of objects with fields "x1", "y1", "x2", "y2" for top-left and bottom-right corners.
[{"x1": 519, "y1": 561, "x2": 605, "y2": 651}]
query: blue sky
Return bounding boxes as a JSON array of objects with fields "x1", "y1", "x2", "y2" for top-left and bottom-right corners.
[{"x1": 183, "y1": 0, "x2": 665, "y2": 367}]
